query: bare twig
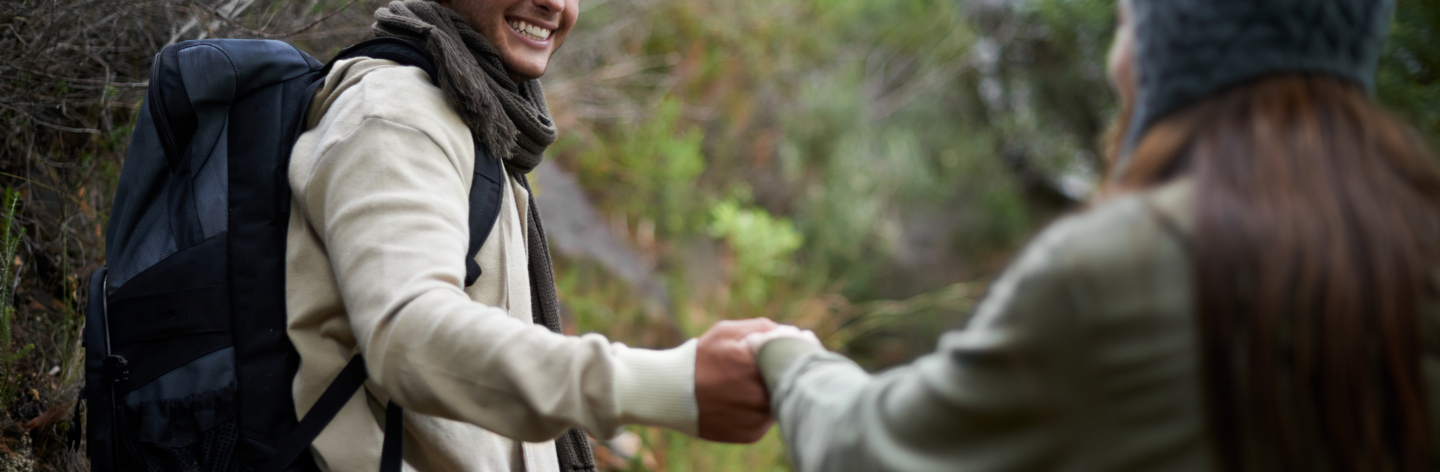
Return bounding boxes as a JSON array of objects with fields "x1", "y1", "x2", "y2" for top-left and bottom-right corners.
[
  {"x1": 826, "y1": 282, "x2": 979, "y2": 347},
  {"x1": 17, "y1": 69, "x2": 148, "y2": 88},
  {"x1": 0, "y1": 172, "x2": 61, "y2": 193},
  {"x1": 0, "y1": 104, "x2": 100, "y2": 135},
  {"x1": 191, "y1": 0, "x2": 362, "y2": 39}
]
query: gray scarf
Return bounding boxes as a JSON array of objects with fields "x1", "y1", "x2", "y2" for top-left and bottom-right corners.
[
  {"x1": 373, "y1": 3, "x2": 595, "y2": 471},
  {"x1": 374, "y1": 0, "x2": 556, "y2": 170}
]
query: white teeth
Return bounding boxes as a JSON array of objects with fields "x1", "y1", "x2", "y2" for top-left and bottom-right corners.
[{"x1": 508, "y1": 20, "x2": 551, "y2": 41}]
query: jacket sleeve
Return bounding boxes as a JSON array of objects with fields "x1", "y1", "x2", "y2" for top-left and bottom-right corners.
[
  {"x1": 293, "y1": 102, "x2": 698, "y2": 440},
  {"x1": 759, "y1": 221, "x2": 1092, "y2": 472}
]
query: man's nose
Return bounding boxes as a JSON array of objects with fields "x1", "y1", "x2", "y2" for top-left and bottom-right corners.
[{"x1": 532, "y1": 0, "x2": 564, "y2": 14}]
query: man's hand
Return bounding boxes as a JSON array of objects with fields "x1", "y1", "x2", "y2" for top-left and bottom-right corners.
[{"x1": 695, "y1": 318, "x2": 778, "y2": 443}]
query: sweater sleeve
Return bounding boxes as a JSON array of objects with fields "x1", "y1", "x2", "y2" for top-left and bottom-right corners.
[
  {"x1": 757, "y1": 216, "x2": 1094, "y2": 472},
  {"x1": 291, "y1": 68, "x2": 697, "y2": 440}
]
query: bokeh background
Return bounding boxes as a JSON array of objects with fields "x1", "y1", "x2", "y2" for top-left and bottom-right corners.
[{"x1": 0, "y1": 0, "x2": 1436, "y2": 470}]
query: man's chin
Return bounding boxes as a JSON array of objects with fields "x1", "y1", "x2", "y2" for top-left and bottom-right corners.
[{"x1": 502, "y1": 60, "x2": 548, "y2": 82}]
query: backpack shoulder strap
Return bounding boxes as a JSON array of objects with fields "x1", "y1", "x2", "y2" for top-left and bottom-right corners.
[
  {"x1": 465, "y1": 147, "x2": 505, "y2": 287},
  {"x1": 264, "y1": 355, "x2": 369, "y2": 472},
  {"x1": 322, "y1": 37, "x2": 438, "y2": 84}
]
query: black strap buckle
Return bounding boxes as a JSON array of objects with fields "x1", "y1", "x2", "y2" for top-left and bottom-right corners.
[{"x1": 103, "y1": 355, "x2": 130, "y2": 383}]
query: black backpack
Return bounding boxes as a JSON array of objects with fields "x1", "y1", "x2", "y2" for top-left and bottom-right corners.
[{"x1": 84, "y1": 37, "x2": 507, "y2": 472}]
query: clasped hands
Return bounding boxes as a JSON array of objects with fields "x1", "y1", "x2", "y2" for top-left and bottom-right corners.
[{"x1": 693, "y1": 318, "x2": 821, "y2": 443}]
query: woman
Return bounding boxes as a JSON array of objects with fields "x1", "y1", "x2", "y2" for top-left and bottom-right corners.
[{"x1": 747, "y1": 0, "x2": 1440, "y2": 470}]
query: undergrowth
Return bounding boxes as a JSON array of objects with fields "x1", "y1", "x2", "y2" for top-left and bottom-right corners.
[{"x1": 0, "y1": 189, "x2": 32, "y2": 417}]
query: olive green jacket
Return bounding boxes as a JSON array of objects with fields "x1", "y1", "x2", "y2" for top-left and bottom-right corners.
[{"x1": 758, "y1": 179, "x2": 1440, "y2": 472}]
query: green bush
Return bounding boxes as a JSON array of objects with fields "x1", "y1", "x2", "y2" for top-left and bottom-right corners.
[
  {"x1": 577, "y1": 98, "x2": 708, "y2": 237},
  {"x1": 708, "y1": 200, "x2": 803, "y2": 304}
]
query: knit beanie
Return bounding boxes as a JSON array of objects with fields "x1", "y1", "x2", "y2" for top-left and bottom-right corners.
[{"x1": 1118, "y1": 0, "x2": 1395, "y2": 173}]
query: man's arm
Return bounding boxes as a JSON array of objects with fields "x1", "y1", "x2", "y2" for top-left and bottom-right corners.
[{"x1": 293, "y1": 66, "x2": 699, "y2": 441}]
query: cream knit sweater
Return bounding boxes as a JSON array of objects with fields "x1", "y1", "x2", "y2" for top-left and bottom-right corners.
[{"x1": 285, "y1": 57, "x2": 698, "y2": 472}]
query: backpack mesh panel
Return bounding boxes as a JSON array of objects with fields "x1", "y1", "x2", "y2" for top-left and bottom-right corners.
[
  {"x1": 192, "y1": 125, "x2": 228, "y2": 240},
  {"x1": 106, "y1": 103, "x2": 180, "y2": 293},
  {"x1": 178, "y1": 43, "x2": 234, "y2": 242},
  {"x1": 118, "y1": 417, "x2": 240, "y2": 472},
  {"x1": 108, "y1": 186, "x2": 178, "y2": 293}
]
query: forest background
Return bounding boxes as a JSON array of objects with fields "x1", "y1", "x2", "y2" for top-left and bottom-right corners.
[{"x1": 0, "y1": 0, "x2": 1436, "y2": 470}]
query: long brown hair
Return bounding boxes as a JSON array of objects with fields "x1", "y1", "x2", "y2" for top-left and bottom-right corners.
[{"x1": 1110, "y1": 74, "x2": 1440, "y2": 471}]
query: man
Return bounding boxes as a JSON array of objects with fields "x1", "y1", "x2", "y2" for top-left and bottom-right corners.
[{"x1": 285, "y1": 0, "x2": 776, "y2": 470}]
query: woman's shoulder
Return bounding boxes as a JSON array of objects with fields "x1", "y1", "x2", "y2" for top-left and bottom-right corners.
[
  {"x1": 954, "y1": 179, "x2": 1199, "y2": 358},
  {"x1": 1030, "y1": 179, "x2": 1194, "y2": 271},
  {"x1": 994, "y1": 179, "x2": 1196, "y2": 322}
]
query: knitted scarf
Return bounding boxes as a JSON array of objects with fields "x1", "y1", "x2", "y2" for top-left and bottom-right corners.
[{"x1": 373, "y1": 2, "x2": 596, "y2": 471}]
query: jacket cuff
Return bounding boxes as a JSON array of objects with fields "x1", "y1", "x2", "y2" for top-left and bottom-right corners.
[
  {"x1": 612, "y1": 338, "x2": 699, "y2": 436},
  {"x1": 758, "y1": 338, "x2": 828, "y2": 394}
]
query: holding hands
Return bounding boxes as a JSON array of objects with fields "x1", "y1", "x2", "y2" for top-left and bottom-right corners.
[
  {"x1": 693, "y1": 318, "x2": 822, "y2": 444},
  {"x1": 742, "y1": 325, "x2": 822, "y2": 354}
]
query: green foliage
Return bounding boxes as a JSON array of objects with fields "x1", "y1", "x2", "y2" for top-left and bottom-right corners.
[
  {"x1": 0, "y1": 189, "x2": 32, "y2": 413},
  {"x1": 601, "y1": 427, "x2": 790, "y2": 472},
  {"x1": 1379, "y1": 0, "x2": 1440, "y2": 146},
  {"x1": 548, "y1": 0, "x2": 1035, "y2": 464},
  {"x1": 651, "y1": 428, "x2": 791, "y2": 472},
  {"x1": 577, "y1": 99, "x2": 707, "y2": 237},
  {"x1": 708, "y1": 200, "x2": 803, "y2": 304}
]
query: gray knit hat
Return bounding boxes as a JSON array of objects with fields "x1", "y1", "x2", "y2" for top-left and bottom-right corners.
[{"x1": 1118, "y1": 0, "x2": 1395, "y2": 173}]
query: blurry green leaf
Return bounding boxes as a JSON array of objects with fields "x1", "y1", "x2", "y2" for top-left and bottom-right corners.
[{"x1": 709, "y1": 200, "x2": 804, "y2": 303}]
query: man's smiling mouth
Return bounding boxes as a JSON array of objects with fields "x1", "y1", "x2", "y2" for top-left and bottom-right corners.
[{"x1": 508, "y1": 19, "x2": 552, "y2": 41}]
